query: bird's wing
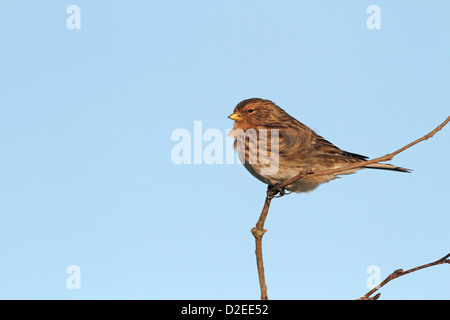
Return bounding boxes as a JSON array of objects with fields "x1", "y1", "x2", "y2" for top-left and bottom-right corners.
[{"x1": 313, "y1": 136, "x2": 368, "y2": 161}]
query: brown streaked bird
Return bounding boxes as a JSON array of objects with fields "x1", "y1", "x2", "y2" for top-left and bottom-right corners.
[{"x1": 228, "y1": 98, "x2": 410, "y2": 193}]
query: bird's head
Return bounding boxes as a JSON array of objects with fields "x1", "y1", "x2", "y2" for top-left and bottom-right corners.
[{"x1": 228, "y1": 98, "x2": 290, "y2": 130}]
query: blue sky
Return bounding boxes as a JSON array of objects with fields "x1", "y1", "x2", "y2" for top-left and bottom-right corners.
[{"x1": 0, "y1": 1, "x2": 449, "y2": 299}]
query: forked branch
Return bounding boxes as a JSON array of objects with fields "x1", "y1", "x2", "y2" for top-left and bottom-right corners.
[{"x1": 358, "y1": 253, "x2": 450, "y2": 300}]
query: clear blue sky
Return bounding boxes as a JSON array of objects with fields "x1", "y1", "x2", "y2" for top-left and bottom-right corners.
[{"x1": 0, "y1": 1, "x2": 449, "y2": 299}]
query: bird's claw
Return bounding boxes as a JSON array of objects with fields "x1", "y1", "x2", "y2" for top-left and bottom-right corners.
[{"x1": 267, "y1": 184, "x2": 290, "y2": 198}]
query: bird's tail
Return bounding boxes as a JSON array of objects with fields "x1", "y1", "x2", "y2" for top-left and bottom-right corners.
[{"x1": 364, "y1": 163, "x2": 411, "y2": 173}]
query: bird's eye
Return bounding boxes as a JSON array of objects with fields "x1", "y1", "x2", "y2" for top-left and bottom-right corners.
[{"x1": 247, "y1": 109, "x2": 254, "y2": 113}]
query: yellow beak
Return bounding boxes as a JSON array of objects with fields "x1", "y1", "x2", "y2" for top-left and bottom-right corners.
[{"x1": 228, "y1": 113, "x2": 242, "y2": 121}]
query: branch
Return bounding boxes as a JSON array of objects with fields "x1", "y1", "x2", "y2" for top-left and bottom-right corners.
[
  {"x1": 279, "y1": 115, "x2": 450, "y2": 190},
  {"x1": 358, "y1": 253, "x2": 450, "y2": 300},
  {"x1": 250, "y1": 191, "x2": 274, "y2": 300},
  {"x1": 251, "y1": 115, "x2": 450, "y2": 300}
]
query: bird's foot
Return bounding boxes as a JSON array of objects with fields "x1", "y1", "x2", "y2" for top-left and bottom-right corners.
[{"x1": 267, "y1": 184, "x2": 291, "y2": 198}]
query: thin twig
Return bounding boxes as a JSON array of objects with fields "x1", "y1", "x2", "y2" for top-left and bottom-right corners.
[
  {"x1": 251, "y1": 186, "x2": 281, "y2": 300},
  {"x1": 251, "y1": 115, "x2": 450, "y2": 300},
  {"x1": 251, "y1": 194, "x2": 270, "y2": 300},
  {"x1": 358, "y1": 253, "x2": 450, "y2": 300},
  {"x1": 279, "y1": 115, "x2": 450, "y2": 190}
]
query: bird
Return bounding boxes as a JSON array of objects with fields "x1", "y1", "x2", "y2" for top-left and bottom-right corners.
[{"x1": 228, "y1": 98, "x2": 410, "y2": 194}]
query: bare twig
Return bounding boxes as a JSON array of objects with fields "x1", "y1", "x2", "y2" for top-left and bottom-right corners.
[
  {"x1": 250, "y1": 189, "x2": 274, "y2": 300},
  {"x1": 279, "y1": 115, "x2": 450, "y2": 190},
  {"x1": 358, "y1": 253, "x2": 450, "y2": 300},
  {"x1": 251, "y1": 115, "x2": 450, "y2": 300}
]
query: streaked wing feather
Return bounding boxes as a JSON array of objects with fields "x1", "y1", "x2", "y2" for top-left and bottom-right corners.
[{"x1": 315, "y1": 136, "x2": 367, "y2": 161}]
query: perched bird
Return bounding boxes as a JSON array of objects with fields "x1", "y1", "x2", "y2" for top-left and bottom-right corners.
[{"x1": 228, "y1": 98, "x2": 410, "y2": 193}]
